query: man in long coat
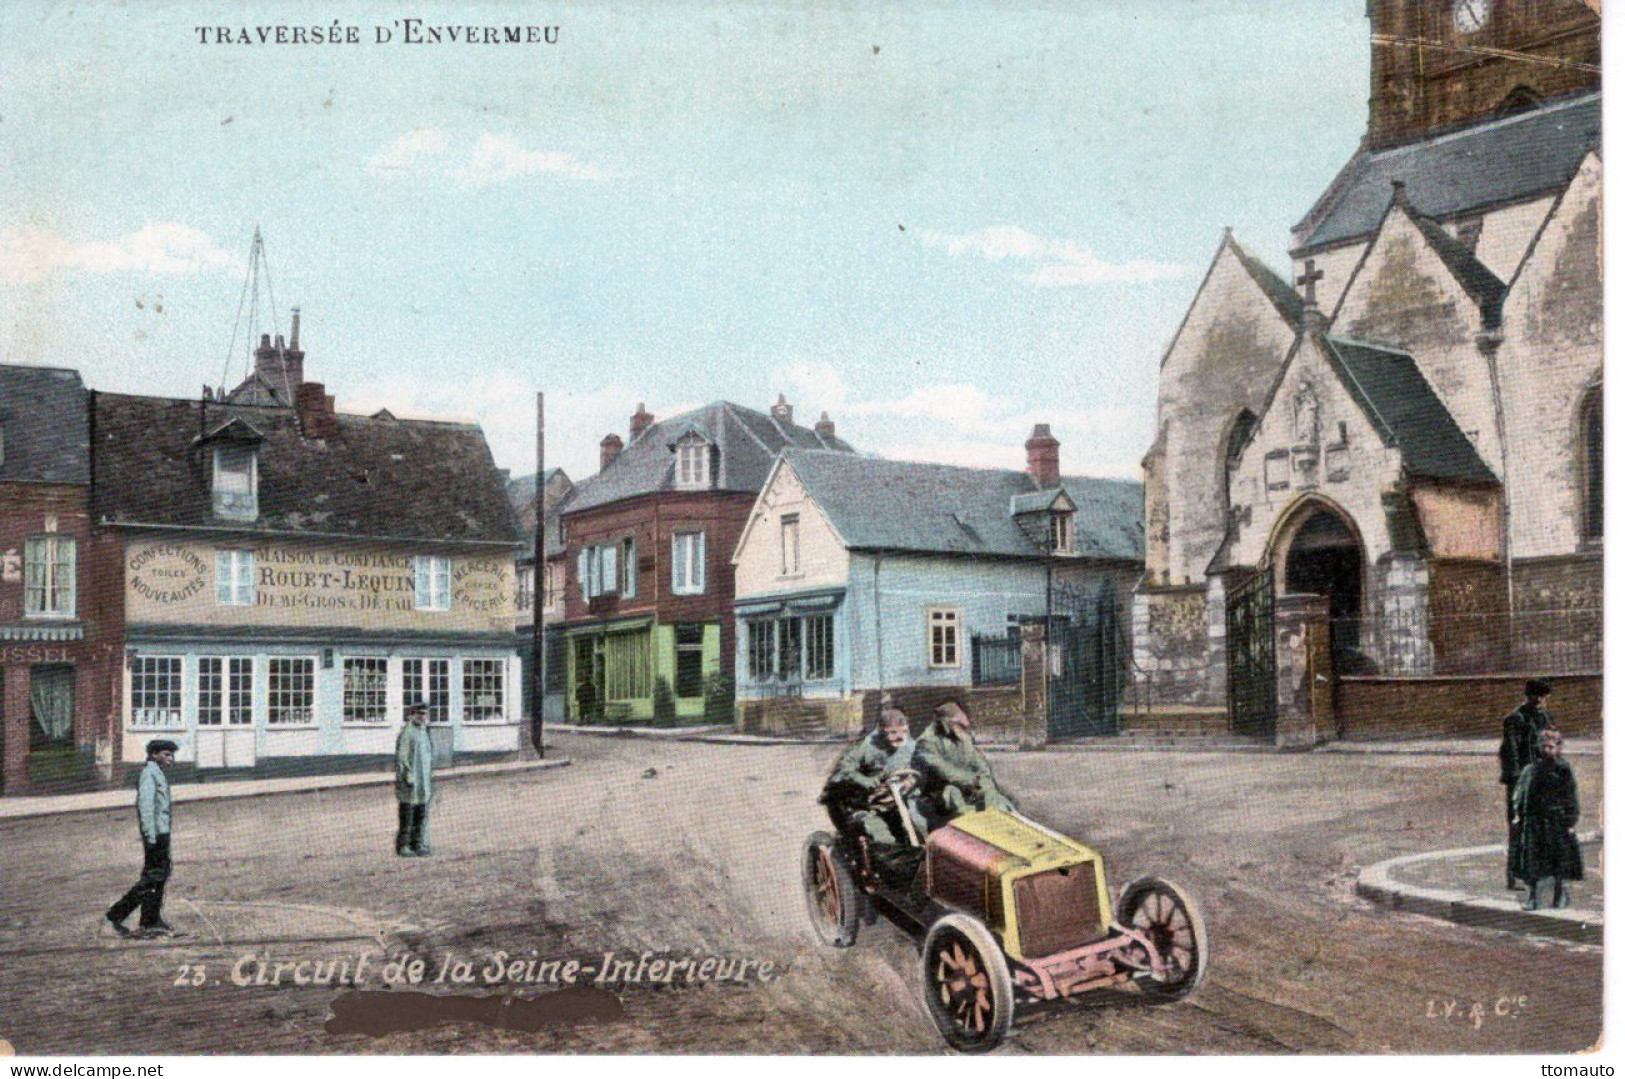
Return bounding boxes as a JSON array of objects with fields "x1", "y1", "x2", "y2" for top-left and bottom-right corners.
[
  {"x1": 106, "y1": 739, "x2": 180, "y2": 938},
  {"x1": 912, "y1": 699, "x2": 1015, "y2": 827},
  {"x1": 1498, "y1": 679, "x2": 1553, "y2": 887},
  {"x1": 1510, "y1": 727, "x2": 1584, "y2": 910},
  {"x1": 395, "y1": 702, "x2": 435, "y2": 856},
  {"x1": 820, "y1": 707, "x2": 925, "y2": 846}
]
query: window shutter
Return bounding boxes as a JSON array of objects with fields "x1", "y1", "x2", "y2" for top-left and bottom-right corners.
[
  {"x1": 602, "y1": 544, "x2": 617, "y2": 593},
  {"x1": 23, "y1": 538, "x2": 44, "y2": 613},
  {"x1": 670, "y1": 534, "x2": 683, "y2": 592},
  {"x1": 216, "y1": 550, "x2": 232, "y2": 605},
  {"x1": 579, "y1": 548, "x2": 590, "y2": 600},
  {"x1": 694, "y1": 532, "x2": 706, "y2": 592},
  {"x1": 59, "y1": 538, "x2": 76, "y2": 616},
  {"x1": 624, "y1": 537, "x2": 637, "y2": 598}
]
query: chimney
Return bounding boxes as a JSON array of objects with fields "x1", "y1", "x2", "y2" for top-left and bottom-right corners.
[
  {"x1": 629, "y1": 402, "x2": 654, "y2": 441},
  {"x1": 295, "y1": 381, "x2": 339, "y2": 439},
  {"x1": 600, "y1": 432, "x2": 624, "y2": 472},
  {"x1": 284, "y1": 307, "x2": 306, "y2": 389},
  {"x1": 251, "y1": 316, "x2": 306, "y2": 406},
  {"x1": 814, "y1": 411, "x2": 836, "y2": 440},
  {"x1": 1025, "y1": 423, "x2": 1060, "y2": 488},
  {"x1": 770, "y1": 393, "x2": 793, "y2": 425}
]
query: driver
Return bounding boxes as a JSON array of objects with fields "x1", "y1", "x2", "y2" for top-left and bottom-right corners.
[
  {"x1": 913, "y1": 698, "x2": 1017, "y2": 827},
  {"x1": 819, "y1": 706, "x2": 927, "y2": 846}
]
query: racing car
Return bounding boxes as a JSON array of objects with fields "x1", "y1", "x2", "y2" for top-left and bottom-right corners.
[{"x1": 802, "y1": 788, "x2": 1208, "y2": 1053}]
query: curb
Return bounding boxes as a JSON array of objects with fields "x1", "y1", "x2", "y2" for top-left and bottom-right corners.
[
  {"x1": 548, "y1": 723, "x2": 846, "y2": 745},
  {"x1": 1355, "y1": 833, "x2": 1603, "y2": 945},
  {"x1": 0, "y1": 758, "x2": 573, "y2": 822}
]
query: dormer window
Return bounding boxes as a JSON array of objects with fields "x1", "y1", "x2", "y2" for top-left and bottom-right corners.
[
  {"x1": 676, "y1": 440, "x2": 710, "y2": 489},
  {"x1": 1050, "y1": 511, "x2": 1075, "y2": 555},
  {"x1": 213, "y1": 444, "x2": 258, "y2": 520}
]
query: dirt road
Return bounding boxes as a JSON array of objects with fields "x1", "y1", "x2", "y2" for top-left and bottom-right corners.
[{"x1": 0, "y1": 734, "x2": 1601, "y2": 1054}]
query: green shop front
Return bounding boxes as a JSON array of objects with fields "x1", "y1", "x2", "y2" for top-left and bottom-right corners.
[{"x1": 564, "y1": 617, "x2": 720, "y2": 725}]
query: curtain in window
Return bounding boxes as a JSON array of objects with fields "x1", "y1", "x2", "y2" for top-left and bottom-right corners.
[{"x1": 30, "y1": 668, "x2": 74, "y2": 742}]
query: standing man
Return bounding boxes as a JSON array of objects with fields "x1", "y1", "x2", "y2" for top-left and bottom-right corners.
[
  {"x1": 395, "y1": 701, "x2": 435, "y2": 856},
  {"x1": 913, "y1": 698, "x2": 1016, "y2": 827},
  {"x1": 106, "y1": 739, "x2": 179, "y2": 938},
  {"x1": 1510, "y1": 727, "x2": 1584, "y2": 910},
  {"x1": 1499, "y1": 679, "x2": 1553, "y2": 888}
]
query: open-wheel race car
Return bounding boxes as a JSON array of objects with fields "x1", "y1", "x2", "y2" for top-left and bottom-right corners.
[{"x1": 802, "y1": 801, "x2": 1208, "y2": 1052}]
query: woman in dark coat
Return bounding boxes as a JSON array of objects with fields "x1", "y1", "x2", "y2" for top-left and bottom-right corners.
[{"x1": 1510, "y1": 728, "x2": 1584, "y2": 910}]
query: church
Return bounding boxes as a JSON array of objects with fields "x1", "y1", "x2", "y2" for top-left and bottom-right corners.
[{"x1": 1134, "y1": 0, "x2": 1600, "y2": 739}]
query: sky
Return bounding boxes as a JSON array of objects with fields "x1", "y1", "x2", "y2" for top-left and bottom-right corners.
[{"x1": 0, "y1": 1, "x2": 1371, "y2": 483}]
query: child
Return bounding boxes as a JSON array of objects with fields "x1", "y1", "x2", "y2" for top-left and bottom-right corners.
[{"x1": 1510, "y1": 727, "x2": 1583, "y2": 910}]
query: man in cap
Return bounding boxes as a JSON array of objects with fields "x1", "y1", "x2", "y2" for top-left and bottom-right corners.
[
  {"x1": 395, "y1": 701, "x2": 435, "y2": 856},
  {"x1": 912, "y1": 698, "x2": 1016, "y2": 827},
  {"x1": 106, "y1": 739, "x2": 180, "y2": 938},
  {"x1": 819, "y1": 706, "x2": 926, "y2": 846},
  {"x1": 1498, "y1": 679, "x2": 1554, "y2": 889}
]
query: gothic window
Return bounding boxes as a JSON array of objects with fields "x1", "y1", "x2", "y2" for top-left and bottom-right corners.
[
  {"x1": 1225, "y1": 409, "x2": 1257, "y2": 465},
  {"x1": 1581, "y1": 386, "x2": 1602, "y2": 542}
]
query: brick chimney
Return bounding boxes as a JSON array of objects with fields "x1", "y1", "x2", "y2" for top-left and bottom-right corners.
[
  {"x1": 629, "y1": 402, "x2": 654, "y2": 441},
  {"x1": 814, "y1": 411, "x2": 836, "y2": 440},
  {"x1": 252, "y1": 314, "x2": 306, "y2": 406},
  {"x1": 1025, "y1": 423, "x2": 1060, "y2": 488},
  {"x1": 295, "y1": 381, "x2": 339, "y2": 439},
  {"x1": 770, "y1": 393, "x2": 793, "y2": 425},
  {"x1": 600, "y1": 432, "x2": 624, "y2": 472}
]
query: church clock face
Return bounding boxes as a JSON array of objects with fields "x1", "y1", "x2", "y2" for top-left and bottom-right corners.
[{"x1": 1453, "y1": 0, "x2": 1490, "y2": 33}]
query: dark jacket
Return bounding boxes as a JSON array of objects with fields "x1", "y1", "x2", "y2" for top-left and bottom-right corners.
[
  {"x1": 1498, "y1": 703, "x2": 1551, "y2": 786},
  {"x1": 1510, "y1": 757, "x2": 1583, "y2": 883}
]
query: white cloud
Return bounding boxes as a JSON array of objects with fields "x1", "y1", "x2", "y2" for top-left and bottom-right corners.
[
  {"x1": 0, "y1": 223, "x2": 238, "y2": 286},
  {"x1": 917, "y1": 224, "x2": 1186, "y2": 287},
  {"x1": 366, "y1": 127, "x2": 450, "y2": 174},
  {"x1": 454, "y1": 134, "x2": 609, "y2": 187}
]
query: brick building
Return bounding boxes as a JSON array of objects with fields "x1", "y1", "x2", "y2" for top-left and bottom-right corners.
[
  {"x1": 1136, "y1": 0, "x2": 1600, "y2": 738},
  {"x1": 0, "y1": 365, "x2": 124, "y2": 795},
  {"x1": 94, "y1": 343, "x2": 524, "y2": 778},
  {"x1": 560, "y1": 398, "x2": 853, "y2": 724}
]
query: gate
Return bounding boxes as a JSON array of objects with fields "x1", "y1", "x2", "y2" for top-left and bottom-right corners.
[
  {"x1": 1225, "y1": 569, "x2": 1276, "y2": 738},
  {"x1": 1047, "y1": 580, "x2": 1121, "y2": 739}
]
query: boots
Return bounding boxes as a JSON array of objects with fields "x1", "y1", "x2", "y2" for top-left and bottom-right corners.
[{"x1": 1555, "y1": 881, "x2": 1572, "y2": 909}]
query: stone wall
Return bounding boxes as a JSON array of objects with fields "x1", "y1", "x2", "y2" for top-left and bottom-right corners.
[
  {"x1": 1337, "y1": 673, "x2": 1600, "y2": 740},
  {"x1": 1131, "y1": 586, "x2": 1216, "y2": 706},
  {"x1": 1510, "y1": 553, "x2": 1602, "y2": 674}
]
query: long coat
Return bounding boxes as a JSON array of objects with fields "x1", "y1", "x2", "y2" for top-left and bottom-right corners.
[
  {"x1": 395, "y1": 723, "x2": 435, "y2": 806},
  {"x1": 1498, "y1": 703, "x2": 1551, "y2": 786},
  {"x1": 912, "y1": 719, "x2": 1012, "y2": 808},
  {"x1": 1510, "y1": 757, "x2": 1583, "y2": 883}
]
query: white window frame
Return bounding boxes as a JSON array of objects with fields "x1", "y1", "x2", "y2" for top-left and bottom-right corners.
[
  {"x1": 23, "y1": 533, "x2": 75, "y2": 618},
  {"x1": 462, "y1": 658, "x2": 506, "y2": 723},
  {"x1": 927, "y1": 607, "x2": 962, "y2": 669},
  {"x1": 672, "y1": 531, "x2": 706, "y2": 595},
  {"x1": 676, "y1": 441, "x2": 710, "y2": 489},
  {"x1": 1050, "y1": 512, "x2": 1074, "y2": 555},
  {"x1": 267, "y1": 656, "x2": 318, "y2": 726},
  {"x1": 402, "y1": 657, "x2": 452, "y2": 724},
  {"x1": 215, "y1": 549, "x2": 256, "y2": 606},
  {"x1": 620, "y1": 535, "x2": 637, "y2": 598},
  {"x1": 414, "y1": 555, "x2": 452, "y2": 611},
  {"x1": 780, "y1": 514, "x2": 801, "y2": 575},
  {"x1": 212, "y1": 444, "x2": 258, "y2": 520},
  {"x1": 601, "y1": 542, "x2": 618, "y2": 595},
  {"x1": 129, "y1": 655, "x2": 184, "y2": 729},
  {"x1": 342, "y1": 656, "x2": 390, "y2": 724},
  {"x1": 516, "y1": 565, "x2": 535, "y2": 613},
  {"x1": 198, "y1": 656, "x2": 254, "y2": 727}
]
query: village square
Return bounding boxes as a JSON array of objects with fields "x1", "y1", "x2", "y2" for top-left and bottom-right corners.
[{"x1": 0, "y1": 0, "x2": 1605, "y2": 1059}]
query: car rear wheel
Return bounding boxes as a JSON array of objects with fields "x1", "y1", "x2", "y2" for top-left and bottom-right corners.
[
  {"x1": 1116, "y1": 875, "x2": 1209, "y2": 1001},
  {"x1": 920, "y1": 913, "x2": 1014, "y2": 1053},
  {"x1": 802, "y1": 832, "x2": 860, "y2": 947}
]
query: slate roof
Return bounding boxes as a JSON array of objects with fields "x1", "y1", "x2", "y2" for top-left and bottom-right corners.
[
  {"x1": 1319, "y1": 336, "x2": 1497, "y2": 484},
  {"x1": 0, "y1": 365, "x2": 90, "y2": 485},
  {"x1": 780, "y1": 449, "x2": 1143, "y2": 562},
  {"x1": 93, "y1": 393, "x2": 522, "y2": 544},
  {"x1": 563, "y1": 401, "x2": 854, "y2": 514},
  {"x1": 1230, "y1": 237, "x2": 1305, "y2": 326},
  {"x1": 1295, "y1": 92, "x2": 1600, "y2": 254},
  {"x1": 507, "y1": 468, "x2": 571, "y2": 558}
]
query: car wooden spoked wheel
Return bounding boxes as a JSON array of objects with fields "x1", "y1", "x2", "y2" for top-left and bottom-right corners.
[
  {"x1": 802, "y1": 832, "x2": 860, "y2": 947},
  {"x1": 1116, "y1": 875, "x2": 1209, "y2": 1001},
  {"x1": 920, "y1": 913, "x2": 1014, "y2": 1053}
]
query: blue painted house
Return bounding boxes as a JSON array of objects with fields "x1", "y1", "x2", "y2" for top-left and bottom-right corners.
[{"x1": 730, "y1": 427, "x2": 1143, "y2": 737}]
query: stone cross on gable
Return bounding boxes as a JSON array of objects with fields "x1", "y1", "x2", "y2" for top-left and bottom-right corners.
[{"x1": 1297, "y1": 259, "x2": 1324, "y2": 307}]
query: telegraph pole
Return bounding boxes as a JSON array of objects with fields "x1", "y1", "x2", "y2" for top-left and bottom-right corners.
[{"x1": 531, "y1": 392, "x2": 546, "y2": 758}]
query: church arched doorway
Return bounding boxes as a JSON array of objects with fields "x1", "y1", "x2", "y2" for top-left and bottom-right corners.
[{"x1": 1276, "y1": 503, "x2": 1365, "y2": 672}]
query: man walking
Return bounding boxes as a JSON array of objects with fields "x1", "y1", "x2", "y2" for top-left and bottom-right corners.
[
  {"x1": 395, "y1": 701, "x2": 435, "y2": 856},
  {"x1": 913, "y1": 698, "x2": 1016, "y2": 827},
  {"x1": 106, "y1": 739, "x2": 180, "y2": 938},
  {"x1": 1499, "y1": 679, "x2": 1553, "y2": 888}
]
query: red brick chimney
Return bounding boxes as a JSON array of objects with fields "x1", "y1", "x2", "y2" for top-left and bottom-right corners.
[
  {"x1": 629, "y1": 402, "x2": 654, "y2": 441},
  {"x1": 600, "y1": 433, "x2": 624, "y2": 472},
  {"x1": 295, "y1": 381, "x2": 339, "y2": 439},
  {"x1": 814, "y1": 411, "x2": 836, "y2": 440},
  {"x1": 1025, "y1": 423, "x2": 1060, "y2": 488}
]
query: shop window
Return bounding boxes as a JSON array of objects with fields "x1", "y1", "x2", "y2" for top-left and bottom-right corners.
[
  {"x1": 463, "y1": 658, "x2": 506, "y2": 721},
  {"x1": 268, "y1": 657, "x2": 316, "y2": 725},
  {"x1": 131, "y1": 656, "x2": 183, "y2": 727},
  {"x1": 198, "y1": 657, "x2": 254, "y2": 726},
  {"x1": 675, "y1": 623, "x2": 706, "y2": 698},
  {"x1": 402, "y1": 657, "x2": 451, "y2": 723},
  {"x1": 343, "y1": 657, "x2": 389, "y2": 723}
]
